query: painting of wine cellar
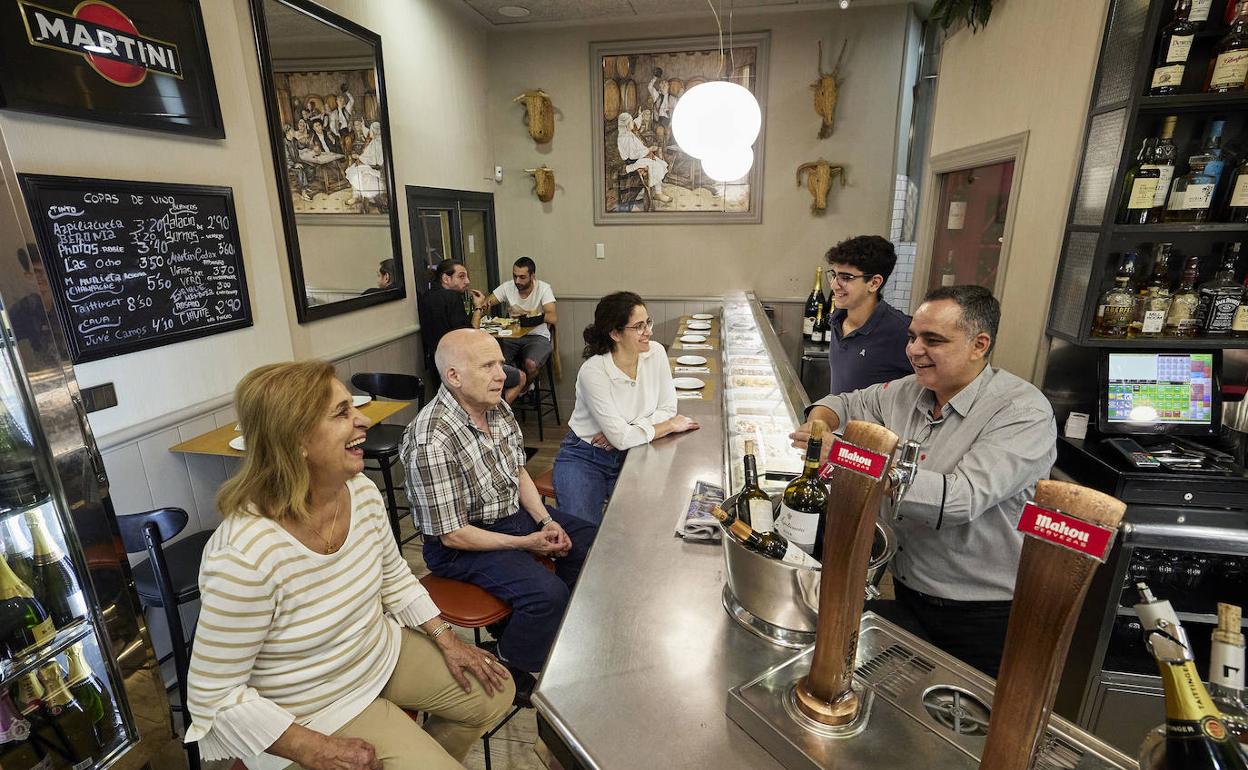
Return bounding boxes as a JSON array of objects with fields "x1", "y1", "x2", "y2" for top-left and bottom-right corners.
[
  {"x1": 591, "y1": 34, "x2": 769, "y2": 225},
  {"x1": 272, "y1": 68, "x2": 389, "y2": 216}
]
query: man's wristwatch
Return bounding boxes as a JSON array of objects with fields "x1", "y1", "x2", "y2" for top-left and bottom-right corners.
[{"x1": 537, "y1": 515, "x2": 554, "y2": 528}]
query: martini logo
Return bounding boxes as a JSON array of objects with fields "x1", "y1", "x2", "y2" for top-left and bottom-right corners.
[
  {"x1": 20, "y1": 1, "x2": 182, "y2": 87},
  {"x1": 1017, "y1": 502, "x2": 1116, "y2": 562},
  {"x1": 818, "y1": 439, "x2": 888, "y2": 481}
]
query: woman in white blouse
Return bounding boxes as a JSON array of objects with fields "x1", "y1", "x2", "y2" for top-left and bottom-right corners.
[
  {"x1": 185, "y1": 361, "x2": 513, "y2": 770},
  {"x1": 553, "y1": 292, "x2": 699, "y2": 522}
]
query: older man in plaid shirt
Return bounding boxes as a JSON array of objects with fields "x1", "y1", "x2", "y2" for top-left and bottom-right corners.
[{"x1": 402, "y1": 329, "x2": 597, "y2": 698}]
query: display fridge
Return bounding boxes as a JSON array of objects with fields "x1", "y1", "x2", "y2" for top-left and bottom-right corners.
[{"x1": 0, "y1": 129, "x2": 176, "y2": 768}]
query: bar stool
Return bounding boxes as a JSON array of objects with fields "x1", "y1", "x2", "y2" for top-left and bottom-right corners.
[
  {"x1": 350, "y1": 372, "x2": 425, "y2": 546},
  {"x1": 532, "y1": 467, "x2": 557, "y2": 506},
  {"x1": 512, "y1": 330, "x2": 561, "y2": 441}
]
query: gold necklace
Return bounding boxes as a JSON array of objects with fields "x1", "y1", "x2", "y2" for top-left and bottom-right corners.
[{"x1": 316, "y1": 487, "x2": 344, "y2": 554}]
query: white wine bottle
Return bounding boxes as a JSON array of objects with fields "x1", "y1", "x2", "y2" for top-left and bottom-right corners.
[
  {"x1": 709, "y1": 507, "x2": 820, "y2": 569},
  {"x1": 66, "y1": 642, "x2": 118, "y2": 749},
  {"x1": 776, "y1": 421, "x2": 829, "y2": 559},
  {"x1": 22, "y1": 512, "x2": 84, "y2": 628},
  {"x1": 1209, "y1": 603, "x2": 1248, "y2": 747},
  {"x1": 735, "y1": 441, "x2": 773, "y2": 530},
  {"x1": 0, "y1": 553, "x2": 55, "y2": 658},
  {"x1": 38, "y1": 661, "x2": 101, "y2": 766}
]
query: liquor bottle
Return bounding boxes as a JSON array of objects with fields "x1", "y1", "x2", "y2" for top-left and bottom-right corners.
[
  {"x1": 1207, "y1": 1, "x2": 1248, "y2": 93},
  {"x1": 735, "y1": 440, "x2": 773, "y2": 530},
  {"x1": 947, "y1": 183, "x2": 967, "y2": 230},
  {"x1": 37, "y1": 661, "x2": 101, "y2": 763},
  {"x1": 2, "y1": 516, "x2": 35, "y2": 589},
  {"x1": 1190, "y1": 0, "x2": 1213, "y2": 24},
  {"x1": 803, "y1": 267, "x2": 824, "y2": 339},
  {"x1": 23, "y1": 512, "x2": 84, "y2": 628},
  {"x1": 1227, "y1": 151, "x2": 1248, "y2": 222},
  {"x1": 1208, "y1": 603, "x2": 1248, "y2": 747},
  {"x1": 776, "y1": 422, "x2": 829, "y2": 559},
  {"x1": 1165, "y1": 255, "x2": 1203, "y2": 336},
  {"x1": 1135, "y1": 583, "x2": 1248, "y2": 769},
  {"x1": 0, "y1": 691, "x2": 47, "y2": 770},
  {"x1": 1120, "y1": 137, "x2": 1163, "y2": 224},
  {"x1": 66, "y1": 642, "x2": 118, "y2": 749},
  {"x1": 1145, "y1": 116, "x2": 1180, "y2": 223},
  {"x1": 1129, "y1": 244, "x2": 1175, "y2": 337},
  {"x1": 0, "y1": 402, "x2": 47, "y2": 511},
  {"x1": 1232, "y1": 275, "x2": 1248, "y2": 337},
  {"x1": 1195, "y1": 243, "x2": 1242, "y2": 334},
  {"x1": 1093, "y1": 252, "x2": 1138, "y2": 338},
  {"x1": 0, "y1": 553, "x2": 55, "y2": 658},
  {"x1": 709, "y1": 506, "x2": 821, "y2": 569},
  {"x1": 1153, "y1": 0, "x2": 1197, "y2": 94},
  {"x1": 1167, "y1": 121, "x2": 1227, "y2": 222},
  {"x1": 939, "y1": 250, "x2": 956, "y2": 287}
]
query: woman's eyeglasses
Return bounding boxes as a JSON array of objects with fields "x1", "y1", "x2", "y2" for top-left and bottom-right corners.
[{"x1": 623, "y1": 319, "x2": 655, "y2": 333}]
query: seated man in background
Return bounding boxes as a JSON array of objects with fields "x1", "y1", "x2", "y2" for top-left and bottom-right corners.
[
  {"x1": 402, "y1": 329, "x2": 597, "y2": 701},
  {"x1": 363, "y1": 258, "x2": 395, "y2": 294},
  {"x1": 418, "y1": 260, "x2": 522, "y2": 397},
  {"x1": 477, "y1": 256, "x2": 557, "y2": 395}
]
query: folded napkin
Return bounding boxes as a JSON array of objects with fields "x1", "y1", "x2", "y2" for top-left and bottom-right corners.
[
  {"x1": 680, "y1": 343, "x2": 713, "y2": 350},
  {"x1": 675, "y1": 480, "x2": 725, "y2": 540},
  {"x1": 674, "y1": 366, "x2": 711, "y2": 374},
  {"x1": 676, "y1": 391, "x2": 704, "y2": 400}
]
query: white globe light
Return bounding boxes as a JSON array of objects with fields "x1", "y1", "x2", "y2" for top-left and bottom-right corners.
[
  {"x1": 671, "y1": 81, "x2": 761, "y2": 160},
  {"x1": 701, "y1": 146, "x2": 754, "y2": 182}
]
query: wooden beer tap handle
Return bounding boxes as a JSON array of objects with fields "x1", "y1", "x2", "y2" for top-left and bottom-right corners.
[
  {"x1": 796, "y1": 420, "x2": 898, "y2": 725},
  {"x1": 979, "y1": 480, "x2": 1126, "y2": 770}
]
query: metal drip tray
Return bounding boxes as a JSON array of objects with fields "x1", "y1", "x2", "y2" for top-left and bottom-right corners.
[{"x1": 726, "y1": 613, "x2": 1135, "y2": 770}]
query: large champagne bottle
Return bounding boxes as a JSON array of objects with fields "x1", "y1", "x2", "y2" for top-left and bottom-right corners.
[
  {"x1": 1209, "y1": 603, "x2": 1248, "y2": 747},
  {"x1": 735, "y1": 440, "x2": 773, "y2": 529},
  {"x1": 776, "y1": 422, "x2": 829, "y2": 559},
  {"x1": 37, "y1": 661, "x2": 101, "y2": 764},
  {"x1": 0, "y1": 401, "x2": 47, "y2": 511},
  {"x1": 709, "y1": 507, "x2": 820, "y2": 569},
  {"x1": 1136, "y1": 583, "x2": 1248, "y2": 769},
  {"x1": 3, "y1": 516, "x2": 35, "y2": 589},
  {"x1": 66, "y1": 642, "x2": 118, "y2": 749},
  {"x1": 23, "y1": 512, "x2": 84, "y2": 628},
  {"x1": 803, "y1": 267, "x2": 824, "y2": 339},
  {"x1": 0, "y1": 690, "x2": 48, "y2": 770},
  {"x1": 0, "y1": 553, "x2": 55, "y2": 658}
]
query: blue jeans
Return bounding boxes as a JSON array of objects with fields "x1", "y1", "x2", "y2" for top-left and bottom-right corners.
[
  {"x1": 422, "y1": 508, "x2": 597, "y2": 673},
  {"x1": 552, "y1": 433, "x2": 627, "y2": 525}
]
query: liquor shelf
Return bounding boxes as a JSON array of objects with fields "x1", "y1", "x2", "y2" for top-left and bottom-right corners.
[
  {"x1": 1138, "y1": 92, "x2": 1248, "y2": 110},
  {"x1": 0, "y1": 618, "x2": 92, "y2": 686}
]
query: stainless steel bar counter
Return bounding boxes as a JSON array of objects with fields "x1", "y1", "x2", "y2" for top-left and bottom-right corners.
[{"x1": 533, "y1": 294, "x2": 803, "y2": 770}]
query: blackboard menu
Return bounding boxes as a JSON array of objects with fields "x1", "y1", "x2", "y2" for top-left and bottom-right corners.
[{"x1": 19, "y1": 175, "x2": 252, "y2": 364}]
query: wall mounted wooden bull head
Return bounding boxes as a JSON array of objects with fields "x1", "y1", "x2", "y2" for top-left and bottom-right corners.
[
  {"x1": 812, "y1": 39, "x2": 848, "y2": 139},
  {"x1": 796, "y1": 160, "x2": 846, "y2": 213},
  {"x1": 524, "y1": 166, "x2": 556, "y2": 202},
  {"x1": 513, "y1": 89, "x2": 554, "y2": 143}
]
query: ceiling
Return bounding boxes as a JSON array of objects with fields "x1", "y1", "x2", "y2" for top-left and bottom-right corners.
[{"x1": 461, "y1": 0, "x2": 930, "y2": 27}]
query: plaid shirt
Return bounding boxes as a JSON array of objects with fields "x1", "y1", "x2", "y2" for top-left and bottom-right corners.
[{"x1": 401, "y1": 385, "x2": 527, "y2": 536}]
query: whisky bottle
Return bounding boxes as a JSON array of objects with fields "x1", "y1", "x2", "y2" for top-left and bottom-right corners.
[
  {"x1": 1129, "y1": 244, "x2": 1175, "y2": 337},
  {"x1": 776, "y1": 422, "x2": 829, "y2": 559},
  {"x1": 1208, "y1": 603, "x2": 1248, "y2": 747},
  {"x1": 1153, "y1": 0, "x2": 1197, "y2": 94},
  {"x1": 1094, "y1": 252, "x2": 1138, "y2": 338},
  {"x1": 37, "y1": 661, "x2": 101, "y2": 764},
  {"x1": 709, "y1": 506, "x2": 821, "y2": 569},
  {"x1": 1165, "y1": 256, "x2": 1204, "y2": 337},
  {"x1": 23, "y1": 512, "x2": 85, "y2": 628},
  {"x1": 1145, "y1": 116, "x2": 1180, "y2": 223},
  {"x1": 1190, "y1": 0, "x2": 1213, "y2": 24},
  {"x1": 0, "y1": 552, "x2": 55, "y2": 658},
  {"x1": 1195, "y1": 243, "x2": 1242, "y2": 335},
  {"x1": 803, "y1": 267, "x2": 824, "y2": 339},
  {"x1": 735, "y1": 440, "x2": 773, "y2": 530},
  {"x1": 1231, "y1": 275, "x2": 1248, "y2": 337},
  {"x1": 1207, "y1": 1, "x2": 1248, "y2": 93},
  {"x1": 1136, "y1": 584, "x2": 1248, "y2": 769},
  {"x1": 66, "y1": 642, "x2": 118, "y2": 749},
  {"x1": 1120, "y1": 137, "x2": 1163, "y2": 224},
  {"x1": 1227, "y1": 152, "x2": 1248, "y2": 222},
  {"x1": 1167, "y1": 121, "x2": 1227, "y2": 222}
]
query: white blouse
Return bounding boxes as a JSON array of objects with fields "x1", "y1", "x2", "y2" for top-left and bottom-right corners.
[{"x1": 567, "y1": 343, "x2": 678, "y2": 450}]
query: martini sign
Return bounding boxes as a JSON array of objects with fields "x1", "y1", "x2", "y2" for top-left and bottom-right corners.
[{"x1": 20, "y1": 1, "x2": 182, "y2": 86}]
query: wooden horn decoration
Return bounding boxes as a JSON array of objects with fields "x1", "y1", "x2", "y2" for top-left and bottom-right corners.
[
  {"x1": 979, "y1": 480, "x2": 1127, "y2": 770},
  {"x1": 513, "y1": 89, "x2": 554, "y2": 143},
  {"x1": 524, "y1": 166, "x2": 555, "y2": 202},
  {"x1": 796, "y1": 420, "x2": 899, "y2": 725}
]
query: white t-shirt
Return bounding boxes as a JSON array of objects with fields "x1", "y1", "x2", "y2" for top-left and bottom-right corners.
[
  {"x1": 567, "y1": 343, "x2": 678, "y2": 450},
  {"x1": 492, "y1": 279, "x2": 556, "y2": 339}
]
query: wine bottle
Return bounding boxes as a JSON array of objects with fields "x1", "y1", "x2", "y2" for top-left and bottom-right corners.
[
  {"x1": 0, "y1": 691, "x2": 48, "y2": 770},
  {"x1": 1152, "y1": 0, "x2": 1197, "y2": 94},
  {"x1": 736, "y1": 440, "x2": 773, "y2": 530},
  {"x1": 776, "y1": 422, "x2": 829, "y2": 559},
  {"x1": 37, "y1": 661, "x2": 101, "y2": 764},
  {"x1": 803, "y1": 267, "x2": 823, "y2": 339},
  {"x1": 1207, "y1": 1, "x2": 1248, "y2": 93},
  {"x1": 23, "y1": 512, "x2": 84, "y2": 628},
  {"x1": 1209, "y1": 603, "x2": 1248, "y2": 747},
  {"x1": 2, "y1": 516, "x2": 35, "y2": 590},
  {"x1": 0, "y1": 402, "x2": 47, "y2": 511},
  {"x1": 709, "y1": 506, "x2": 820, "y2": 569},
  {"x1": 1136, "y1": 583, "x2": 1248, "y2": 769},
  {"x1": 0, "y1": 553, "x2": 55, "y2": 658},
  {"x1": 66, "y1": 642, "x2": 118, "y2": 749}
]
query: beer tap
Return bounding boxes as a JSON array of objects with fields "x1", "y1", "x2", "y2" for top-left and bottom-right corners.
[{"x1": 886, "y1": 440, "x2": 921, "y2": 518}]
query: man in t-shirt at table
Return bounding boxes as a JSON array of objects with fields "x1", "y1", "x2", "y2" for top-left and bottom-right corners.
[{"x1": 476, "y1": 256, "x2": 557, "y2": 395}]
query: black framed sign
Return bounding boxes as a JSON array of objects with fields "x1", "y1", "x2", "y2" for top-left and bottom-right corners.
[
  {"x1": 0, "y1": 0, "x2": 224, "y2": 138},
  {"x1": 19, "y1": 174, "x2": 252, "y2": 364}
]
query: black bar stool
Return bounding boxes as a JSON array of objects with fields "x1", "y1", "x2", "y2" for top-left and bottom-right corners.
[
  {"x1": 350, "y1": 372, "x2": 425, "y2": 545},
  {"x1": 511, "y1": 326, "x2": 561, "y2": 441}
]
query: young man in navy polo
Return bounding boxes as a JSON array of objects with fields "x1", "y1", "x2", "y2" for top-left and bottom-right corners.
[{"x1": 824, "y1": 235, "x2": 913, "y2": 395}]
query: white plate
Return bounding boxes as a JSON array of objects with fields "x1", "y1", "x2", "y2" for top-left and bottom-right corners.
[
  {"x1": 691, "y1": 313, "x2": 714, "y2": 320},
  {"x1": 676, "y1": 355, "x2": 708, "y2": 365},
  {"x1": 672, "y1": 377, "x2": 706, "y2": 390},
  {"x1": 228, "y1": 436, "x2": 246, "y2": 452},
  {"x1": 352, "y1": 395, "x2": 372, "y2": 407},
  {"x1": 680, "y1": 334, "x2": 707, "y2": 343},
  {"x1": 686, "y1": 321, "x2": 712, "y2": 330}
]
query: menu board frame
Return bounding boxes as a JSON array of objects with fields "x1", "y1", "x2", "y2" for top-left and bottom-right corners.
[{"x1": 18, "y1": 174, "x2": 253, "y2": 364}]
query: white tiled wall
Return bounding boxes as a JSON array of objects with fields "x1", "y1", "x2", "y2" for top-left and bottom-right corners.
[{"x1": 886, "y1": 173, "x2": 920, "y2": 311}]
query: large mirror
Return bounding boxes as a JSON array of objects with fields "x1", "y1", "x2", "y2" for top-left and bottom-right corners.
[{"x1": 250, "y1": 0, "x2": 404, "y2": 322}]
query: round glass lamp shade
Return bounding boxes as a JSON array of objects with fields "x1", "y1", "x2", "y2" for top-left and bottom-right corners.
[
  {"x1": 701, "y1": 146, "x2": 754, "y2": 182},
  {"x1": 671, "y1": 81, "x2": 761, "y2": 160}
]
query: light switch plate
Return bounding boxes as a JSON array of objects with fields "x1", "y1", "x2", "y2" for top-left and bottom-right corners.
[{"x1": 595, "y1": 243, "x2": 605, "y2": 259}]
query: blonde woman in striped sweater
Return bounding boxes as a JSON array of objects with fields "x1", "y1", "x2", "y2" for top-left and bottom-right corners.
[{"x1": 185, "y1": 361, "x2": 514, "y2": 770}]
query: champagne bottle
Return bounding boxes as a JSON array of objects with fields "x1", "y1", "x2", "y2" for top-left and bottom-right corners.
[
  {"x1": 803, "y1": 267, "x2": 824, "y2": 339},
  {"x1": 0, "y1": 690, "x2": 48, "y2": 770},
  {"x1": 1209, "y1": 603, "x2": 1248, "y2": 747},
  {"x1": 66, "y1": 642, "x2": 118, "y2": 749},
  {"x1": 0, "y1": 402, "x2": 47, "y2": 511},
  {"x1": 736, "y1": 441, "x2": 773, "y2": 530},
  {"x1": 38, "y1": 661, "x2": 100, "y2": 764},
  {"x1": 2, "y1": 516, "x2": 35, "y2": 591},
  {"x1": 0, "y1": 553, "x2": 55, "y2": 658},
  {"x1": 1136, "y1": 583, "x2": 1248, "y2": 769},
  {"x1": 23, "y1": 512, "x2": 84, "y2": 628},
  {"x1": 776, "y1": 422, "x2": 829, "y2": 560},
  {"x1": 16, "y1": 673, "x2": 43, "y2": 718},
  {"x1": 709, "y1": 506, "x2": 820, "y2": 569}
]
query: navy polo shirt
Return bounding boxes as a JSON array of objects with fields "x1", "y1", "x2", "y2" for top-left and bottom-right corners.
[{"x1": 827, "y1": 299, "x2": 913, "y2": 395}]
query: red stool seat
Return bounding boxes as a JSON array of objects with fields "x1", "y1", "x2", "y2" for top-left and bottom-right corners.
[
  {"x1": 419, "y1": 575, "x2": 511, "y2": 628},
  {"x1": 531, "y1": 467, "x2": 556, "y2": 503}
]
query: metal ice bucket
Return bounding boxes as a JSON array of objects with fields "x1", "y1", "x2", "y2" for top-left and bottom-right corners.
[{"x1": 720, "y1": 492, "x2": 896, "y2": 648}]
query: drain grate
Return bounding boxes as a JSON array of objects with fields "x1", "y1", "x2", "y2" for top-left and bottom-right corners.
[
  {"x1": 1034, "y1": 732, "x2": 1086, "y2": 770},
  {"x1": 922, "y1": 686, "x2": 991, "y2": 737},
  {"x1": 855, "y1": 643, "x2": 936, "y2": 700}
]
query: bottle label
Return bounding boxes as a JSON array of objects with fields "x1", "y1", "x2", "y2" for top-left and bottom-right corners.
[
  {"x1": 1166, "y1": 34, "x2": 1194, "y2": 63},
  {"x1": 1151, "y1": 63, "x2": 1184, "y2": 89},
  {"x1": 1191, "y1": 0, "x2": 1213, "y2": 21},
  {"x1": 1127, "y1": 176, "x2": 1160, "y2": 209},
  {"x1": 1210, "y1": 50, "x2": 1248, "y2": 89},
  {"x1": 1232, "y1": 175, "x2": 1248, "y2": 207},
  {"x1": 1210, "y1": 642, "x2": 1245, "y2": 689},
  {"x1": 1233, "y1": 304, "x2": 1248, "y2": 331},
  {"x1": 781, "y1": 540, "x2": 822, "y2": 569},
  {"x1": 775, "y1": 503, "x2": 819, "y2": 554},
  {"x1": 802, "y1": 317, "x2": 814, "y2": 335},
  {"x1": 1143, "y1": 165, "x2": 1175, "y2": 207},
  {"x1": 748, "y1": 498, "x2": 774, "y2": 533},
  {"x1": 1099, "y1": 304, "x2": 1133, "y2": 331},
  {"x1": 72, "y1": 760, "x2": 94, "y2": 770},
  {"x1": 1142, "y1": 309, "x2": 1167, "y2": 334},
  {"x1": 1178, "y1": 183, "x2": 1216, "y2": 210},
  {"x1": 946, "y1": 200, "x2": 966, "y2": 230},
  {"x1": 29, "y1": 616, "x2": 54, "y2": 645},
  {"x1": 1207, "y1": 294, "x2": 1240, "y2": 331},
  {"x1": 941, "y1": 273, "x2": 956, "y2": 287}
]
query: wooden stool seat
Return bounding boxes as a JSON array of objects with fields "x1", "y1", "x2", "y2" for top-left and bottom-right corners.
[
  {"x1": 532, "y1": 467, "x2": 556, "y2": 503},
  {"x1": 419, "y1": 575, "x2": 511, "y2": 627}
]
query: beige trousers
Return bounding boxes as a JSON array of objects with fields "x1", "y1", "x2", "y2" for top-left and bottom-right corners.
[{"x1": 289, "y1": 628, "x2": 516, "y2": 769}]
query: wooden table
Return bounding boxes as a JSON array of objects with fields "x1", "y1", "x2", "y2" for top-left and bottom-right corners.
[
  {"x1": 482, "y1": 321, "x2": 532, "y2": 340},
  {"x1": 169, "y1": 399, "x2": 412, "y2": 458}
]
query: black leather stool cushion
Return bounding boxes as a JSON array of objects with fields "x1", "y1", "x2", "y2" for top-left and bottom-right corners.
[
  {"x1": 362, "y1": 424, "x2": 406, "y2": 458},
  {"x1": 132, "y1": 530, "x2": 214, "y2": 607}
]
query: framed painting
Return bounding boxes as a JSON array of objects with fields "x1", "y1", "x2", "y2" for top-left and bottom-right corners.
[{"x1": 591, "y1": 33, "x2": 769, "y2": 225}]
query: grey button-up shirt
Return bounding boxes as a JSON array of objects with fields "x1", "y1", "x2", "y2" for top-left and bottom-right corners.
[{"x1": 811, "y1": 365, "x2": 1057, "y2": 601}]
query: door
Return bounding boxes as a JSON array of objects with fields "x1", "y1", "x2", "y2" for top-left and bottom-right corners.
[{"x1": 405, "y1": 186, "x2": 499, "y2": 294}]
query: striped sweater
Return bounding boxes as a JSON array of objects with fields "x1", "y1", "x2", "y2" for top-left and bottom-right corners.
[{"x1": 184, "y1": 474, "x2": 440, "y2": 770}]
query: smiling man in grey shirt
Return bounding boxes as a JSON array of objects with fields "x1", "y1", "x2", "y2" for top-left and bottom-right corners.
[{"x1": 791, "y1": 285, "x2": 1057, "y2": 676}]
